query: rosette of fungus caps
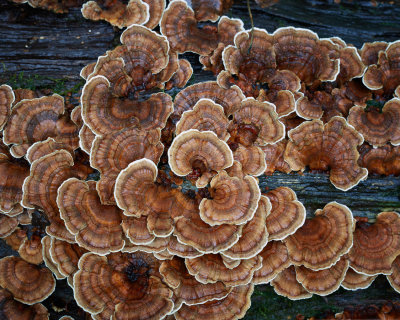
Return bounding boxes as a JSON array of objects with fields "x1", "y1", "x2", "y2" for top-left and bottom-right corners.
[
  {"x1": 284, "y1": 116, "x2": 368, "y2": 191},
  {"x1": 284, "y1": 202, "x2": 354, "y2": 270},
  {"x1": 3, "y1": 94, "x2": 79, "y2": 158},
  {"x1": 0, "y1": 84, "x2": 14, "y2": 130},
  {"x1": 74, "y1": 252, "x2": 173, "y2": 320},
  {"x1": 168, "y1": 130, "x2": 233, "y2": 188},
  {"x1": 348, "y1": 212, "x2": 400, "y2": 275},
  {"x1": 348, "y1": 98, "x2": 400, "y2": 147},
  {"x1": 0, "y1": 256, "x2": 55, "y2": 305}
]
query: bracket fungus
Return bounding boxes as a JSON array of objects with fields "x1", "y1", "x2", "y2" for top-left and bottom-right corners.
[
  {"x1": 358, "y1": 144, "x2": 400, "y2": 176},
  {"x1": 341, "y1": 267, "x2": 377, "y2": 291},
  {"x1": 271, "y1": 266, "x2": 312, "y2": 300},
  {"x1": 0, "y1": 84, "x2": 14, "y2": 131},
  {"x1": 388, "y1": 256, "x2": 400, "y2": 293}
]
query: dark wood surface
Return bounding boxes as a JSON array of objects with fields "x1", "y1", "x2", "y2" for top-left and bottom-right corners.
[{"x1": 0, "y1": 0, "x2": 400, "y2": 319}]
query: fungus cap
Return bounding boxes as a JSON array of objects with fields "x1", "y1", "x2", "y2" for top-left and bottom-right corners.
[
  {"x1": 341, "y1": 266, "x2": 377, "y2": 291},
  {"x1": 0, "y1": 84, "x2": 14, "y2": 130},
  {"x1": 271, "y1": 266, "x2": 312, "y2": 300}
]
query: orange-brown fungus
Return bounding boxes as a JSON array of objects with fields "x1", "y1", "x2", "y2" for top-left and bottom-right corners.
[
  {"x1": 358, "y1": 144, "x2": 400, "y2": 176},
  {"x1": 81, "y1": 0, "x2": 149, "y2": 29},
  {"x1": 26, "y1": 138, "x2": 73, "y2": 164},
  {"x1": 261, "y1": 139, "x2": 291, "y2": 175},
  {"x1": 165, "y1": 58, "x2": 193, "y2": 90},
  {"x1": 188, "y1": 0, "x2": 233, "y2": 22},
  {"x1": 284, "y1": 202, "x2": 354, "y2": 270},
  {"x1": 91, "y1": 128, "x2": 163, "y2": 204},
  {"x1": 295, "y1": 257, "x2": 349, "y2": 295},
  {"x1": 74, "y1": 252, "x2": 173, "y2": 320},
  {"x1": 175, "y1": 99, "x2": 230, "y2": 141},
  {"x1": 348, "y1": 98, "x2": 400, "y2": 147},
  {"x1": 79, "y1": 125, "x2": 96, "y2": 155},
  {"x1": 0, "y1": 256, "x2": 55, "y2": 305},
  {"x1": 336, "y1": 45, "x2": 366, "y2": 84},
  {"x1": 0, "y1": 288, "x2": 48, "y2": 320},
  {"x1": 0, "y1": 214, "x2": 18, "y2": 238},
  {"x1": 348, "y1": 211, "x2": 400, "y2": 275},
  {"x1": 341, "y1": 267, "x2": 377, "y2": 290},
  {"x1": 284, "y1": 117, "x2": 368, "y2": 191},
  {"x1": 174, "y1": 284, "x2": 253, "y2": 320},
  {"x1": 233, "y1": 145, "x2": 267, "y2": 176},
  {"x1": 388, "y1": 256, "x2": 400, "y2": 293},
  {"x1": 19, "y1": 234, "x2": 43, "y2": 265},
  {"x1": 253, "y1": 241, "x2": 291, "y2": 284},
  {"x1": 185, "y1": 253, "x2": 262, "y2": 286},
  {"x1": 3, "y1": 94, "x2": 79, "y2": 158},
  {"x1": 41, "y1": 236, "x2": 65, "y2": 281},
  {"x1": 22, "y1": 150, "x2": 90, "y2": 242},
  {"x1": 160, "y1": 257, "x2": 231, "y2": 308},
  {"x1": 168, "y1": 130, "x2": 233, "y2": 188},
  {"x1": 271, "y1": 266, "x2": 312, "y2": 300},
  {"x1": 360, "y1": 41, "x2": 388, "y2": 66},
  {"x1": 143, "y1": 0, "x2": 165, "y2": 29},
  {"x1": 5, "y1": 228, "x2": 27, "y2": 251},
  {"x1": 57, "y1": 178, "x2": 125, "y2": 254},
  {"x1": 221, "y1": 195, "x2": 269, "y2": 259},
  {"x1": 199, "y1": 170, "x2": 260, "y2": 226},
  {"x1": 265, "y1": 187, "x2": 306, "y2": 241},
  {"x1": 0, "y1": 84, "x2": 13, "y2": 130}
]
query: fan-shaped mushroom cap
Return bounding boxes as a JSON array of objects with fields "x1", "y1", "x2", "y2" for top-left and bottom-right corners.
[
  {"x1": 167, "y1": 236, "x2": 202, "y2": 258},
  {"x1": 265, "y1": 187, "x2": 306, "y2": 241},
  {"x1": 0, "y1": 84, "x2": 14, "y2": 130},
  {"x1": 173, "y1": 81, "x2": 244, "y2": 117},
  {"x1": 22, "y1": 150, "x2": 89, "y2": 242},
  {"x1": 160, "y1": 257, "x2": 231, "y2": 308},
  {"x1": 185, "y1": 254, "x2": 262, "y2": 286},
  {"x1": 230, "y1": 98, "x2": 285, "y2": 147},
  {"x1": 160, "y1": 0, "x2": 218, "y2": 55},
  {"x1": 78, "y1": 125, "x2": 96, "y2": 155},
  {"x1": 168, "y1": 130, "x2": 233, "y2": 188},
  {"x1": 142, "y1": 0, "x2": 165, "y2": 29},
  {"x1": 165, "y1": 59, "x2": 193, "y2": 90},
  {"x1": 0, "y1": 256, "x2": 55, "y2": 305},
  {"x1": 348, "y1": 99, "x2": 400, "y2": 147},
  {"x1": 358, "y1": 144, "x2": 400, "y2": 176},
  {"x1": 360, "y1": 41, "x2": 388, "y2": 66},
  {"x1": 41, "y1": 236, "x2": 65, "y2": 280},
  {"x1": 341, "y1": 266, "x2": 377, "y2": 290},
  {"x1": 253, "y1": 240, "x2": 291, "y2": 284},
  {"x1": 260, "y1": 139, "x2": 291, "y2": 175},
  {"x1": 57, "y1": 178, "x2": 125, "y2": 254},
  {"x1": 174, "y1": 284, "x2": 253, "y2": 320},
  {"x1": 122, "y1": 216, "x2": 156, "y2": 245},
  {"x1": 5, "y1": 228, "x2": 27, "y2": 251},
  {"x1": 19, "y1": 234, "x2": 43, "y2": 265},
  {"x1": 388, "y1": 256, "x2": 400, "y2": 293},
  {"x1": 81, "y1": 0, "x2": 149, "y2": 29},
  {"x1": 221, "y1": 195, "x2": 269, "y2": 259},
  {"x1": 81, "y1": 76, "x2": 173, "y2": 136},
  {"x1": 199, "y1": 170, "x2": 260, "y2": 226},
  {"x1": 0, "y1": 155, "x2": 29, "y2": 216},
  {"x1": 271, "y1": 266, "x2": 312, "y2": 300},
  {"x1": 285, "y1": 202, "x2": 354, "y2": 270},
  {"x1": 295, "y1": 257, "x2": 349, "y2": 296},
  {"x1": 91, "y1": 128, "x2": 163, "y2": 204},
  {"x1": 187, "y1": 0, "x2": 233, "y2": 22},
  {"x1": 336, "y1": 46, "x2": 366, "y2": 84},
  {"x1": 348, "y1": 212, "x2": 400, "y2": 275},
  {"x1": 3, "y1": 94, "x2": 79, "y2": 158},
  {"x1": 26, "y1": 138, "x2": 73, "y2": 164},
  {"x1": 175, "y1": 99, "x2": 229, "y2": 140},
  {"x1": 284, "y1": 117, "x2": 368, "y2": 191},
  {"x1": 273, "y1": 27, "x2": 340, "y2": 85},
  {"x1": 74, "y1": 252, "x2": 173, "y2": 320},
  {"x1": 0, "y1": 214, "x2": 18, "y2": 238},
  {"x1": 0, "y1": 288, "x2": 49, "y2": 320},
  {"x1": 232, "y1": 144, "x2": 267, "y2": 176},
  {"x1": 363, "y1": 41, "x2": 400, "y2": 93},
  {"x1": 80, "y1": 62, "x2": 96, "y2": 80},
  {"x1": 12, "y1": 88, "x2": 38, "y2": 106}
]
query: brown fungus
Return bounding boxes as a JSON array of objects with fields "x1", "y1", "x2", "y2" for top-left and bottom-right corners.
[
  {"x1": 388, "y1": 256, "x2": 400, "y2": 294},
  {"x1": 341, "y1": 267, "x2": 377, "y2": 291},
  {"x1": 0, "y1": 84, "x2": 14, "y2": 130},
  {"x1": 358, "y1": 144, "x2": 400, "y2": 176},
  {"x1": 271, "y1": 266, "x2": 312, "y2": 300}
]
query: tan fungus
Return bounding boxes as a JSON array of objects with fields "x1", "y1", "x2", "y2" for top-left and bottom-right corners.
[
  {"x1": 341, "y1": 266, "x2": 377, "y2": 290},
  {"x1": 271, "y1": 266, "x2": 312, "y2": 300}
]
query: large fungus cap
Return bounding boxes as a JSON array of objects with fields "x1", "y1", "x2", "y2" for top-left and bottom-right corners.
[
  {"x1": 199, "y1": 169, "x2": 260, "y2": 226},
  {"x1": 271, "y1": 266, "x2": 312, "y2": 300},
  {"x1": 81, "y1": 0, "x2": 149, "y2": 29},
  {"x1": 0, "y1": 288, "x2": 49, "y2": 320},
  {"x1": 74, "y1": 252, "x2": 173, "y2": 320},
  {"x1": 265, "y1": 187, "x2": 306, "y2": 241},
  {"x1": 230, "y1": 98, "x2": 285, "y2": 147},
  {"x1": 284, "y1": 116, "x2": 368, "y2": 191},
  {"x1": 185, "y1": 253, "x2": 262, "y2": 286},
  {"x1": 91, "y1": 128, "x2": 163, "y2": 204},
  {"x1": 358, "y1": 144, "x2": 400, "y2": 176},
  {"x1": 57, "y1": 178, "x2": 125, "y2": 254},
  {"x1": 295, "y1": 257, "x2": 349, "y2": 296},
  {"x1": 0, "y1": 256, "x2": 55, "y2": 305},
  {"x1": 160, "y1": 257, "x2": 231, "y2": 308},
  {"x1": 81, "y1": 75, "x2": 173, "y2": 136},
  {"x1": 284, "y1": 202, "x2": 354, "y2": 270},
  {"x1": 388, "y1": 256, "x2": 400, "y2": 293},
  {"x1": 175, "y1": 99, "x2": 230, "y2": 141},
  {"x1": 273, "y1": 27, "x2": 340, "y2": 85},
  {"x1": 253, "y1": 240, "x2": 291, "y2": 284},
  {"x1": 348, "y1": 211, "x2": 400, "y2": 275},
  {"x1": 173, "y1": 81, "x2": 244, "y2": 117},
  {"x1": 160, "y1": 0, "x2": 219, "y2": 55},
  {"x1": 3, "y1": 94, "x2": 79, "y2": 158},
  {"x1": 348, "y1": 99, "x2": 400, "y2": 147},
  {"x1": 0, "y1": 84, "x2": 14, "y2": 130},
  {"x1": 221, "y1": 195, "x2": 269, "y2": 260},
  {"x1": 168, "y1": 130, "x2": 233, "y2": 188},
  {"x1": 341, "y1": 267, "x2": 377, "y2": 290},
  {"x1": 174, "y1": 284, "x2": 253, "y2": 320}
]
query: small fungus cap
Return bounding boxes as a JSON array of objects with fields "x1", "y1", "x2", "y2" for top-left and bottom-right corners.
[
  {"x1": 341, "y1": 267, "x2": 377, "y2": 291},
  {"x1": 0, "y1": 84, "x2": 14, "y2": 130},
  {"x1": 271, "y1": 266, "x2": 312, "y2": 300}
]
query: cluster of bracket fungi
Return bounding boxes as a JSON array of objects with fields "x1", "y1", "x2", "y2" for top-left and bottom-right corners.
[{"x1": 1, "y1": 0, "x2": 400, "y2": 319}]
